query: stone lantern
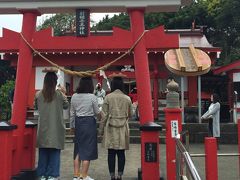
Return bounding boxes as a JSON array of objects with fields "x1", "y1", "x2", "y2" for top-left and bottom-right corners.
[{"x1": 166, "y1": 79, "x2": 179, "y2": 108}]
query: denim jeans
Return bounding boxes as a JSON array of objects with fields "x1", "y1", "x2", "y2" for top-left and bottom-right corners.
[{"x1": 37, "y1": 148, "x2": 61, "y2": 178}]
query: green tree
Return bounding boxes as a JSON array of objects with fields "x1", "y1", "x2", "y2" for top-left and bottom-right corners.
[
  {"x1": 92, "y1": 13, "x2": 130, "y2": 30},
  {"x1": 0, "y1": 80, "x2": 15, "y2": 121},
  {"x1": 37, "y1": 13, "x2": 96, "y2": 36},
  {"x1": 0, "y1": 61, "x2": 15, "y2": 86},
  {"x1": 37, "y1": 14, "x2": 76, "y2": 36},
  {"x1": 213, "y1": 0, "x2": 240, "y2": 64}
]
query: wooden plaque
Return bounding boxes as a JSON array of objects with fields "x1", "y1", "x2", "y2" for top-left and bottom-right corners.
[{"x1": 164, "y1": 45, "x2": 211, "y2": 76}]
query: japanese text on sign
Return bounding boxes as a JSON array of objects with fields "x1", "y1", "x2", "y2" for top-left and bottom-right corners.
[
  {"x1": 171, "y1": 120, "x2": 178, "y2": 138},
  {"x1": 145, "y1": 142, "x2": 157, "y2": 162},
  {"x1": 76, "y1": 9, "x2": 89, "y2": 37}
]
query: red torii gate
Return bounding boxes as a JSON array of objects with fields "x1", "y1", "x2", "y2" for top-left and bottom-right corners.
[
  {"x1": 0, "y1": 1, "x2": 196, "y2": 179},
  {"x1": 1, "y1": 24, "x2": 179, "y2": 180}
]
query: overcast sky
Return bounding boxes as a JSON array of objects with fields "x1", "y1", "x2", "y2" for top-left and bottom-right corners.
[{"x1": 0, "y1": 13, "x2": 116, "y2": 36}]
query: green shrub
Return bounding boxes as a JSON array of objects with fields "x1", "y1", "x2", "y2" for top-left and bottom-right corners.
[{"x1": 0, "y1": 80, "x2": 15, "y2": 121}]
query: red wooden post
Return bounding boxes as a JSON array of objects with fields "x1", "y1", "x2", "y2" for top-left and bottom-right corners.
[
  {"x1": 153, "y1": 60, "x2": 159, "y2": 120},
  {"x1": 21, "y1": 121, "x2": 37, "y2": 170},
  {"x1": 228, "y1": 73, "x2": 233, "y2": 110},
  {"x1": 188, "y1": 76, "x2": 197, "y2": 106},
  {"x1": 0, "y1": 123, "x2": 16, "y2": 180},
  {"x1": 11, "y1": 12, "x2": 37, "y2": 175},
  {"x1": 128, "y1": 9, "x2": 160, "y2": 180},
  {"x1": 238, "y1": 119, "x2": 240, "y2": 178},
  {"x1": 164, "y1": 108, "x2": 182, "y2": 180},
  {"x1": 205, "y1": 137, "x2": 218, "y2": 180}
]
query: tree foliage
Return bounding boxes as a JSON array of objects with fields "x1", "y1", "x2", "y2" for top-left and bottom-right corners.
[
  {"x1": 37, "y1": 14, "x2": 76, "y2": 36},
  {"x1": 0, "y1": 80, "x2": 15, "y2": 120},
  {"x1": 0, "y1": 61, "x2": 15, "y2": 87}
]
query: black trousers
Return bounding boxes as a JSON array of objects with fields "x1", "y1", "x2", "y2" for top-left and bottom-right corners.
[
  {"x1": 208, "y1": 119, "x2": 213, "y2": 137},
  {"x1": 108, "y1": 149, "x2": 125, "y2": 176},
  {"x1": 208, "y1": 119, "x2": 220, "y2": 149}
]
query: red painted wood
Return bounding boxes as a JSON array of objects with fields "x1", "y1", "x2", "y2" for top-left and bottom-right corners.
[
  {"x1": 129, "y1": 9, "x2": 159, "y2": 180},
  {"x1": 238, "y1": 120, "x2": 240, "y2": 178},
  {"x1": 21, "y1": 126, "x2": 37, "y2": 170},
  {"x1": 11, "y1": 12, "x2": 37, "y2": 176},
  {"x1": 188, "y1": 76, "x2": 197, "y2": 106},
  {"x1": 153, "y1": 60, "x2": 159, "y2": 120},
  {"x1": 164, "y1": 108, "x2": 182, "y2": 180},
  {"x1": 205, "y1": 137, "x2": 218, "y2": 180},
  {"x1": 0, "y1": 26, "x2": 179, "y2": 52},
  {"x1": 28, "y1": 67, "x2": 36, "y2": 109},
  {"x1": 0, "y1": 130, "x2": 14, "y2": 180}
]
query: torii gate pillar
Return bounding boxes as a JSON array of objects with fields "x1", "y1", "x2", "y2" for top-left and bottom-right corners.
[
  {"x1": 11, "y1": 12, "x2": 37, "y2": 176},
  {"x1": 128, "y1": 9, "x2": 161, "y2": 180}
]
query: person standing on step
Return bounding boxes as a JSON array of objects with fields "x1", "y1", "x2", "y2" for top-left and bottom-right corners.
[
  {"x1": 70, "y1": 77, "x2": 101, "y2": 180},
  {"x1": 94, "y1": 82, "x2": 106, "y2": 110},
  {"x1": 99, "y1": 76, "x2": 133, "y2": 180},
  {"x1": 34, "y1": 71, "x2": 69, "y2": 180},
  {"x1": 201, "y1": 93, "x2": 221, "y2": 149}
]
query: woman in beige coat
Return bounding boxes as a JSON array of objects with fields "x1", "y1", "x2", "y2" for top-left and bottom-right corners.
[{"x1": 100, "y1": 76, "x2": 133, "y2": 180}]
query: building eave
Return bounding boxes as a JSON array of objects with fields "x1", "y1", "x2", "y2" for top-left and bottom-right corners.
[
  {"x1": 213, "y1": 60, "x2": 240, "y2": 75},
  {"x1": 0, "y1": 0, "x2": 192, "y2": 14}
]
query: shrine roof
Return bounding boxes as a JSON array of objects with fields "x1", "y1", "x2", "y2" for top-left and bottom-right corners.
[
  {"x1": 0, "y1": 0, "x2": 192, "y2": 14},
  {"x1": 166, "y1": 28, "x2": 221, "y2": 51},
  {"x1": 213, "y1": 60, "x2": 240, "y2": 75},
  {"x1": 0, "y1": 27, "x2": 220, "y2": 54}
]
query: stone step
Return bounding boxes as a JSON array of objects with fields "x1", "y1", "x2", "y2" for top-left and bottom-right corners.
[
  {"x1": 183, "y1": 123, "x2": 238, "y2": 144},
  {"x1": 65, "y1": 128, "x2": 166, "y2": 136},
  {"x1": 66, "y1": 121, "x2": 166, "y2": 129},
  {"x1": 65, "y1": 135, "x2": 166, "y2": 144}
]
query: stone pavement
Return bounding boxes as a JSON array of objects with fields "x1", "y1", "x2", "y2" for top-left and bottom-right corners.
[{"x1": 37, "y1": 143, "x2": 239, "y2": 180}]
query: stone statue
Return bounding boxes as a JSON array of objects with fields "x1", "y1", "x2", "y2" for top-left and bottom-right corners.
[{"x1": 166, "y1": 79, "x2": 180, "y2": 108}]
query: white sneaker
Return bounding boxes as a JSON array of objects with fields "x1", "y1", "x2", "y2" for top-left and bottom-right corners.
[
  {"x1": 73, "y1": 177, "x2": 80, "y2": 180},
  {"x1": 48, "y1": 177, "x2": 58, "y2": 180},
  {"x1": 83, "y1": 176, "x2": 94, "y2": 180},
  {"x1": 39, "y1": 176, "x2": 47, "y2": 180}
]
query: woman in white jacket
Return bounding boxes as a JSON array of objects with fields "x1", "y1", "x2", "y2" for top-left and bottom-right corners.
[{"x1": 201, "y1": 93, "x2": 221, "y2": 148}]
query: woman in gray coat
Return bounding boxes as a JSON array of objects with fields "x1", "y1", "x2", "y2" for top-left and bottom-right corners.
[
  {"x1": 201, "y1": 93, "x2": 220, "y2": 147},
  {"x1": 35, "y1": 72, "x2": 69, "y2": 180}
]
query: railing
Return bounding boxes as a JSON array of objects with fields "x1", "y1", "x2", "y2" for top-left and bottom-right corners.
[
  {"x1": 175, "y1": 134, "x2": 202, "y2": 180},
  {"x1": 176, "y1": 129, "x2": 240, "y2": 180}
]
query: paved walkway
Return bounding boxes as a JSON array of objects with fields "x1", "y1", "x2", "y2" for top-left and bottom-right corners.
[{"x1": 37, "y1": 143, "x2": 239, "y2": 180}]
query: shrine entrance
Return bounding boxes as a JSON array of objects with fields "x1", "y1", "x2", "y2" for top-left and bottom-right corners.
[{"x1": 0, "y1": 1, "x2": 204, "y2": 180}]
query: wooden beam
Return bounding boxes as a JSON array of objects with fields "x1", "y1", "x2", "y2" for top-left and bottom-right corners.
[
  {"x1": 189, "y1": 44, "x2": 202, "y2": 71},
  {"x1": 175, "y1": 48, "x2": 186, "y2": 71}
]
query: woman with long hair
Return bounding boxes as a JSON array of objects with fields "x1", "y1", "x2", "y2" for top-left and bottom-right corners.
[
  {"x1": 100, "y1": 76, "x2": 133, "y2": 180},
  {"x1": 70, "y1": 77, "x2": 101, "y2": 180},
  {"x1": 201, "y1": 93, "x2": 221, "y2": 148},
  {"x1": 35, "y1": 72, "x2": 69, "y2": 180}
]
